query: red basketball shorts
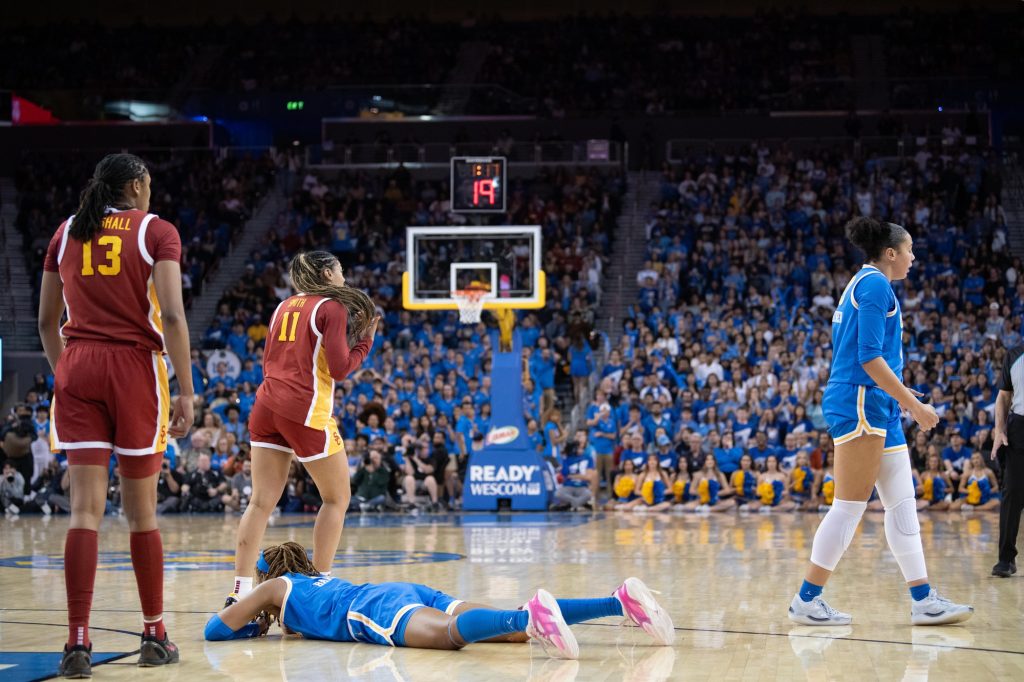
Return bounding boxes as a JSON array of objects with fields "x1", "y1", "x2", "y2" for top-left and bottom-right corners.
[
  {"x1": 248, "y1": 399, "x2": 343, "y2": 462},
  {"x1": 50, "y1": 341, "x2": 169, "y2": 478}
]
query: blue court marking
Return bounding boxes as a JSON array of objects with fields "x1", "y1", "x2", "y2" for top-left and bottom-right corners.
[
  {"x1": 0, "y1": 651, "x2": 130, "y2": 682},
  {"x1": 0, "y1": 549, "x2": 463, "y2": 571},
  {"x1": 279, "y1": 511, "x2": 605, "y2": 529}
]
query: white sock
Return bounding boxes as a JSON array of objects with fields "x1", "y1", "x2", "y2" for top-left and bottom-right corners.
[
  {"x1": 233, "y1": 576, "x2": 253, "y2": 597},
  {"x1": 143, "y1": 615, "x2": 163, "y2": 638}
]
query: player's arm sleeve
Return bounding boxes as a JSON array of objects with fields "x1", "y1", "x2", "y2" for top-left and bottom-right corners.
[
  {"x1": 204, "y1": 614, "x2": 261, "y2": 640},
  {"x1": 43, "y1": 224, "x2": 65, "y2": 272},
  {"x1": 855, "y1": 277, "x2": 891, "y2": 365},
  {"x1": 145, "y1": 218, "x2": 182, "y2": 263},
  {"x1": 317, "y1": 301, "x2": 371, "y2": 381}
]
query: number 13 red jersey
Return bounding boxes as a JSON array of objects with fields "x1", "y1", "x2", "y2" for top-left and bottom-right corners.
[{"x1": 43, "y1": 209, "x2": 182, "y2": 352}]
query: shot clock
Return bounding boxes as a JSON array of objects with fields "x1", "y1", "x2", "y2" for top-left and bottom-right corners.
[{"x1": 450, "y1": 156, "x2": 507, "y2": 213}]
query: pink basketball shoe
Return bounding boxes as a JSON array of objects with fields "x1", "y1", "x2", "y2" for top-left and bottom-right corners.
[
  {"x1": 524, "y1": 589, "x2": 579, "y2": 660},
  {"x1": 614, "y1": 577, "x2": 676, "y2": 645}
]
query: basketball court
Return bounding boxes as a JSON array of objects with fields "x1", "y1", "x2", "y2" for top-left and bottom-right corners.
[
  {"x1": 3, "y1": 178, "x2": 1020, "y2": 681},
  {"x1": 1, "y1": 3, "x2": 1019, "y2": 681},
  {"x1": 1, "y1": 511, "x2": 1021, "y2": 681}
]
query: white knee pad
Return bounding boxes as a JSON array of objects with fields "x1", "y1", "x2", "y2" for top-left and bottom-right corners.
[
  {"x1": 885, "y1": 496, "x2": 920, "y2": 534},
  {"x1": 810, "y1": 498, "x2": 867, "y2": 571},
  {"x1": 877, "y1": 451, "x2": 928, "y2": 582},
  {"x1": 882, "y1": 497, "x2": 927, "y2": 581},
  {"x1": 874, "y1": 450, "x2": 917, "y2": 508}
]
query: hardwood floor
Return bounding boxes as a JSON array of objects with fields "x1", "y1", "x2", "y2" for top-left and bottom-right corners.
[{"x1": 1, "y1": 509, "x2": 1020, "y2": 681}]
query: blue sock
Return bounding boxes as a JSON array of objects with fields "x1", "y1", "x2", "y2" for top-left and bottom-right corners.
[
  {"x1": 909, "y1": 583, "x2": 931, "y2": 601},
  {"x1": 556, "y1": 597, "x2": 622, "y2": 625},
  {"x1": 453, "y1": 609, "x2": 529, "y2": 643},
  {"x1": 799, "y1": 580, "x2": 823, "y2": 603}
]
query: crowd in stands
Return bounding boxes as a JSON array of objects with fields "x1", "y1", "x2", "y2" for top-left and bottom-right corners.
[
  {"x1": 4, "y1": 9, "x2": 1020, "y2": 116},
  {"x1": 0, "y1": 20, "x2": 456, "y2": 93},
  {"x1": 200, "y1": 164, "x2": 621, "y2": 350},
  {"x1": 13, "y1": 150, "x2": 274, "y2": 309},
  {"x1": 882, "y1": 9, "x2": 1022, "y2": 109},
  {"x1": 3, "y1": 137, "x2": 1015, "y2": 519},
  {"x1": 474, "y1": 11, "x2": 852, "y2": 116},
  {"x1": 600, "y1": 138, "x2": 1009, "y2": 514},
  {"x1": 1, "y1": 163, "x2": 624, "y2": 516},
  {"x1": 0, "y1": 23, "x2": 193, "y2": 92},
  {"x1": 200, "y1": 18, "x2": 457, "y2": 92}
]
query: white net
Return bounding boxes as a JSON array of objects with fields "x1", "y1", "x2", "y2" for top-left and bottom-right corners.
[{"x1": 452, "y1": 289, "x2": 488, "y2": 324}]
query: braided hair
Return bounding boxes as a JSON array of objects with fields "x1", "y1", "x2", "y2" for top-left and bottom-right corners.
[
  {"x1": 255, "y1": 542, "x2": 320, "y2": 584},
  {"x1": 72, "y1": 154, "x2": 148, "y2": 242},
  {"x1": 288, "y1": 251, "x2": 377, "y2": 343},
  {"x1": 252, "y1": 542, "x2": 320, "y2": 631}
]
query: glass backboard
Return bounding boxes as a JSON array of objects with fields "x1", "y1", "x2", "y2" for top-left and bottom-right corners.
[{"x1": 402, "y1": 225, "x2": 545, "y2": 310}]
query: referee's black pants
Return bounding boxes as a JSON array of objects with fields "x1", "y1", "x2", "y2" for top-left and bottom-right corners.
[{"x1": 998, "y1": 415, "x2": 1024, "y2": 564}]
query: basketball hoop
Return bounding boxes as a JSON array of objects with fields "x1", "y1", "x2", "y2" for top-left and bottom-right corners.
[{"x1": 452, "y1": 288, "x2": 489, "y2": 324}]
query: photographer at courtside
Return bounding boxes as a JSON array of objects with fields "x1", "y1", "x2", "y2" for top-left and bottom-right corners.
[
  {"x1": 2, "y1": 461, "x2": 26, "y2": 515},
  {"x1": 1, "y1": 404, "x2": 37, "y2": 497},
  {"x1": 350, "y1": 448, "x2": 393, "y2": 512}
]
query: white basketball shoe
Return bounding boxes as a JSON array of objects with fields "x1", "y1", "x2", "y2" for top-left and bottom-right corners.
[
  {"x1": 910, "y1": 589, "x2": 973, "y2": 625},
  {"x1": 788, "y1": 594, "x2": 853, "y2": 626}
]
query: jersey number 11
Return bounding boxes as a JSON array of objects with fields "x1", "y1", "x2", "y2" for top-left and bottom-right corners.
[{"x1": 278, "y1": 311, "x2": 301, "y2": 342}]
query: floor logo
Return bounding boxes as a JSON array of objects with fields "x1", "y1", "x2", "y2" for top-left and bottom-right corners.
[
  {"x1": 0, "y1": 549, "x2": 463, "y2": 571},
  {"x1": 0, "y1": 652, "x2": 127, "y2": 682}
]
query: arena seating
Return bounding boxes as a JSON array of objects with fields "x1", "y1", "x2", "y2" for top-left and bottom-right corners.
[
  {"x1": 9, "y1": 138, "x2": 1013, "y2": 515},
  {"x1": 13, "y1": 150, "x2": 274, "y2": 308},
  {"x1": 116, "y1": 166, "x2": 616, "y2": 512},
  {"x1": 3, "y1": 10, "x2": 1017, "y2": 115},
  {"x1": 629, "y1": 141, "x2": 1006, "y2": 482},
  {"x1": 0, "y1": 20, "x2": 457, "y2": 92}
]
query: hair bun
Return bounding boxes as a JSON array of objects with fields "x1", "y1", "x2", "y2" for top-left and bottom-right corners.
[
  {"x1": 845, "y1": 216, "x2": 882, "y2": 245},
  {"x1": 845, "y1": 217, "x2": 895, "y2": 260}
]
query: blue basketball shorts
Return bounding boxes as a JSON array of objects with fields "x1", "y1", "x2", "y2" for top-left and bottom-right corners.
[
  {"x1": 822, "y1": 383, "x2": 907, "y2": 454},
  {"x1": 346, "y1": 582, "x2": 462, "y2": 647}
]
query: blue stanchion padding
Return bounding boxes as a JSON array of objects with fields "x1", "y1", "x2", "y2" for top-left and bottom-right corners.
[
  {"x1": 462, "y1": 447, "x2": 554, "y2": 511},
  {"x1": 462, "y1": 329, "x2": 553, "y2": 511}
]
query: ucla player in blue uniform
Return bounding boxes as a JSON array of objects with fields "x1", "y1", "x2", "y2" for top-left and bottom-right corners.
[
  {"x1": 789, "y1": 218, "x2": 973, "y2": 627},
  {"x1": 205, "y1": 542, "x2": 675, "y2": 660}
]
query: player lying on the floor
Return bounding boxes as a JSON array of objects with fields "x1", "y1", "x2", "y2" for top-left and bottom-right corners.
[{"x1": 204, "y1": 541, "x2": 674, "y2": 660}]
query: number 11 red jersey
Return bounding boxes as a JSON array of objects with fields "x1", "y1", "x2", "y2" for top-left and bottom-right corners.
[{"x1": 258, "y1": 294, "x2": 372, "y2": 429}]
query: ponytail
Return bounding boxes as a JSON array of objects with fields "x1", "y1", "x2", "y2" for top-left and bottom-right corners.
[
  {"x1": 71, "y1": 153, "x2": 148, "y2": 242},
  {"x1": 288, "y1": 250, "x2": 377, "y2": 342}
]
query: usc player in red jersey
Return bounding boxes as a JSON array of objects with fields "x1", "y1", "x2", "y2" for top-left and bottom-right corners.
[
  {"x1": 227, "y1": 250, "x2": 379, "y2": 604},
  {"x1": 38, "y1": 154, "x2": 194, "y2": 677}
]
